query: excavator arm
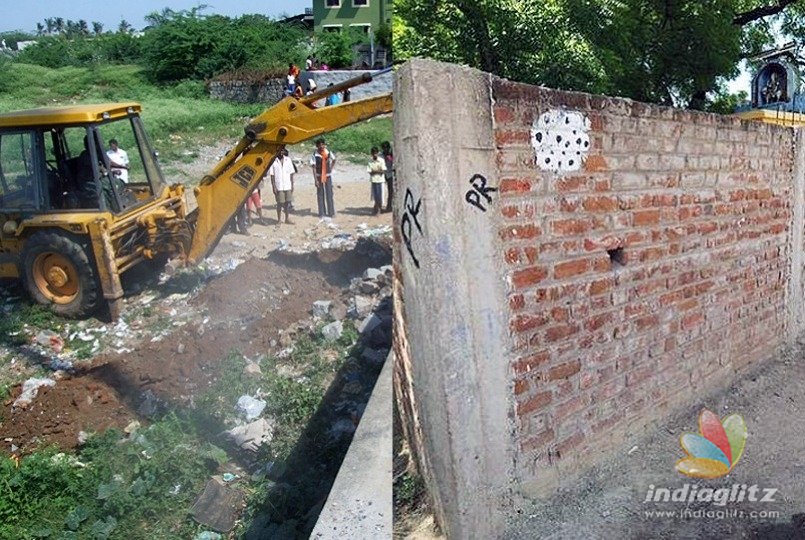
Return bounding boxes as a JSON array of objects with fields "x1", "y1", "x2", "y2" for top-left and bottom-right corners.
[{"x1": 185, "y1": 70, "x2": 393, "y2": 264}]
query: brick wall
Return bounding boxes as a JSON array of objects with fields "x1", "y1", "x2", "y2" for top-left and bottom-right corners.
[
  {"x1": 393, "y1": 59, "x2": 804, "y2": 536},
  {"x1": 491, "y1": 79, "x2": 796, "y2": 488}
]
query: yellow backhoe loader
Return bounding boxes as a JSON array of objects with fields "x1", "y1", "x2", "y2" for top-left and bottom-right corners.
[{"x1": 0, "y1": 71, "x2": 392, "y2": 319}]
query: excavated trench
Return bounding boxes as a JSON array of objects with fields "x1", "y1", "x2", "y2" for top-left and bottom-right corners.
[{"x1": 0, "y1": 237, "x2": 392, "y2": 537}]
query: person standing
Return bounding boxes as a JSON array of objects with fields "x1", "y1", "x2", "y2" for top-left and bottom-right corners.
[
  {"x1": 311, "y1": 138, "x2": 336, "y2": 218},
  {"x1": 270, "y1": 147, "x2": 296, "y2": 225},
  {"x1": 380, "y1": 141, "x2": 393, "y2": 213},
  {"x1": 367, "y1": 146, "x2": 387, "y2": 215},
  {"x1": 325, "y1": 83, "x2": 342, "y2": 106},
  {"x1": 246, "y1": 185, "x2": 263, "y2": 226},
  {"x1": 287, "y1": 63, "x2": 300, "y2": 95},
  {"x1": 106, "y1": 138, "x2": 129, "y2": 183}
]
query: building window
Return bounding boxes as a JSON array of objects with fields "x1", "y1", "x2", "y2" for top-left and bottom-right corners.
[
  {"x1": 325, "y1": 0, "x2": 340, "y2": 7},
  {"x1": 350, "y1": 23, "x2": 371, "y2": 34},
  {"x1": 323, "y1": 24, "x2": 342, "y2": 33},
  {"x1": 353, "y1": 0, "x2": 368, "y2": 6}
]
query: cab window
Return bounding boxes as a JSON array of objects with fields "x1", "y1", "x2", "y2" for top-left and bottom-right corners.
[{"x1": 0, "y1": 131, "x2": 38, "y2": 210}]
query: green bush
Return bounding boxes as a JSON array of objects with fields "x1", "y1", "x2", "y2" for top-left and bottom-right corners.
[
  {"x1": 314, "y1": 28, "x2": 369, "y2": 69},
  {"x1": 139, "y1": 12, "x2": 307, "y2": 83}
]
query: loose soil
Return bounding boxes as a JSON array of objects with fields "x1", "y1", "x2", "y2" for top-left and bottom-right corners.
[{"x1": 0, "y1": 165, "x2": 393, "y2": 456}]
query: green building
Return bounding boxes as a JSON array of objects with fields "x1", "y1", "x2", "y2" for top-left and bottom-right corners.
[{"x1": 312, "y1": 0, "x2": 392, "y2": 35}]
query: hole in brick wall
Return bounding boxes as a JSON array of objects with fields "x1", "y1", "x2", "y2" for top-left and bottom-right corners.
[{"x1": 607, "y1": 247, "x2": 626, "y2": 267}]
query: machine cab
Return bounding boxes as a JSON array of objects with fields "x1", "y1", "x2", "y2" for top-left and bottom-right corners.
[{"x1": 0, "y1": 103, "x2": 166, "y2": 218}]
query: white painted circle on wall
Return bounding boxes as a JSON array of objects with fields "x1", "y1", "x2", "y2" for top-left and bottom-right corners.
[{"x1": 530, "y1": 110, "x2": 591, "y2": 173}]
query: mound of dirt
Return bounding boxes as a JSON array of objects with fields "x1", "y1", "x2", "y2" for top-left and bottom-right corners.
[{"x1": 1, "y1": 241, "x2": 390, "y2": 455}]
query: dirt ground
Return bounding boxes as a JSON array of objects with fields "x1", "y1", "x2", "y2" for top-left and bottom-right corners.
[
  {"x1": 505, "y1": 343, "x2": 805, "y2": 539},
  {"x1": 0, "y1": 164, "x2": 393, "y2": 456}
]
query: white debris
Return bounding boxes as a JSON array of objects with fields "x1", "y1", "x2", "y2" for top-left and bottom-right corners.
[
  {"x1": 35, "y1": 330, "x2": 63, "y2": 353},
  {"x1": 13, "y1": 377, "x2": 56, "y2": 408},
  {"x1": 312, "y1": 300, "x2": 332, "y2": 318},
  {"x1": 322, "y1": 321, "x2": 343, "y2": 342},
  {"x1": 223, "y1": 418, "x2": 275, "y2": 452},
  {"x1": 236, "y1": 395, "x2": 267, "y2": 420}
]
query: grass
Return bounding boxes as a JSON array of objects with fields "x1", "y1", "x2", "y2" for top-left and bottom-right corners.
[
  {"x1": 0, "y1": 416, "x2": 225, "y2": 539},
  {"x1": 0, "y1": 62, "x2": 392, "y2": 170},
  {"x1": 395, "y1": 471, "x2": 426, "y2": 507},
  {"x1": 0, "y1": 303, "x2": 62, "y2": 347}
]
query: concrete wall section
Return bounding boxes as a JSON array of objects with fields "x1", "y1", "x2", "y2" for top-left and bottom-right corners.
[
  {"x1": 394, "y1": 58, "x2": 804, "y2": 535},
  {"x1": 392, "y1": 59, "x2": 513, "y2": 538},
  {"x1": 311, "y1": 354, "x2": 392, "y2": 539}
]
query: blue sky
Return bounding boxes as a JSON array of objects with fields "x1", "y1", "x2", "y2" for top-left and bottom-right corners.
[{"x1": 0, "y1": 0, "x2": 311, "y2": 33}]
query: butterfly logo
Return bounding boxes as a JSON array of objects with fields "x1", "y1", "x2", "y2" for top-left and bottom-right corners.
[{"x1": 676, "y1": 409, "x2": 747, "y2": 479}]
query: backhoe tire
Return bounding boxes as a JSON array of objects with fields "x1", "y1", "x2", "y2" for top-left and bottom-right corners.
[{"x1": 22, "y1": 230, "x2": 101, "y2": 318}]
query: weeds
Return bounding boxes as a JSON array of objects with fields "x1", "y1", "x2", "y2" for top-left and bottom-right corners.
[
  {"x1": 0, "y1": 303, "x2": 62, "y2": 347},
  {"x1": 394, "y1": 471, "x2": 426, "y2": 508},
  {"x1": 0, "y1": 415, "x2": 222, "y2": 539}
]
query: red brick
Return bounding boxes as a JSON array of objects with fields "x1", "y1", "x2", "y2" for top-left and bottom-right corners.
[
  {"x1": 698, "y1": 221, "x2": 717, "y2": 235},
  {"x1": 499, "y1": 178, "x2": 532, "y2": 194},
  {"x1": 548, "y1": 360, "x2": 581, "y2": 380},
  {"x1": 520, "y1": 428, "x2": 555, "y2": 452},
  {"x1": 495, "y1": 129, "x2": 530, "y2": 145},
  {"x1": 512, "y1": 266, "x2": 549, "y2": 289},
  {"x1": 494, "y1": 106, "x2": 516, "y2": 124},
  {"x1": 511, "y1": 313, "x2": 548, "y2": 333},
  {"x1": 500, "y1": 224, "x2": 541, "y2": 241},
  {"x1": 633, "y1": 209, "x2": 660, "y2": 226},
  {"x1": 584, "y1": 154, "x2": 608, "y2": 172},
  {"x1": 552, "y1": 218, "x2": 592, "y2": 236},
  {"x1": 556, "y1": 431, "x2": 585, "y2": 455},
  {"x1": 505, "y1": 247, "x2": 521, "y2": 264},
  {"x1": 585, "y1": 312, "x2": 613, "y2": 332},
  {"x1": 554, "y1": 259, "x2": 590, "y2": 279},
  {"x1": 582, "y1": 196, "x2": 618, "y2": 213},
  {"x1": 589, "y1": 278, "x2": 613, "y2": 296},
  {"x1": 514, "y1": 378, "x2": 529, "y2": 395},
  {"x1": 555, "y1": 395, "x2": 587, "y2": 421},
  {"x1": 502, "y1": 205, "x2": 520, "y2": 219},
  {"x1": 517, "y1": 391, "x2": 553, "y2": 416},
  {"x1": 513, "y1": 351, "x2": 549, "y2": 376},
  {"x1": 556, "y1": 176, "x2": 587, "y2": 192},
  {"x1": 681, "y1": 311, "x2": 704, "y2": 330},
  {"x1": 551, "y1": 307, "x2": 569, "y2": 322},
  {"x1": 560, "y1": 197, "x2": 581, "y2": 212},
  {"x1": 509, "y1": 294, "x2": 525, "y2": 311},
  {"x1": 591, "y1": 411, "x2": 626, "y2": 435},
  {"x1": 545, "y1": 324, "x2": 580, "y2": 342}
]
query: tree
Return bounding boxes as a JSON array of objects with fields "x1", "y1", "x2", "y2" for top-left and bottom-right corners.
[
  {"x1": 36, "y1": 23, "x2": 44, "y2": 37},
  {"x1": 314, "y1": 28, "x2": 369, "y2": 69},
  {"x1": 118, "y1": 19, "x2": 132, "y2": 34},
  {"x1": 395, "y1": 0, "x2": 805, "y2": 109},
  {"x1": 139, "y1": 11, "x2": 306, "y2": 82},
  {"x1": 93, "y1": 22, "x2": 104, "y2": 36},
  {"x1": 55, "y1": 17, "x2": 64, "y2": 34}
]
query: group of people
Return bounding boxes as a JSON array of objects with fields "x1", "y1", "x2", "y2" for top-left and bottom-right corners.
[
  {"x1": 285, "y1": 62, "x2": 353, "y2": 104},
  {"x1": 231, "y1": 140, "x2": 394, "y2": 234}
]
